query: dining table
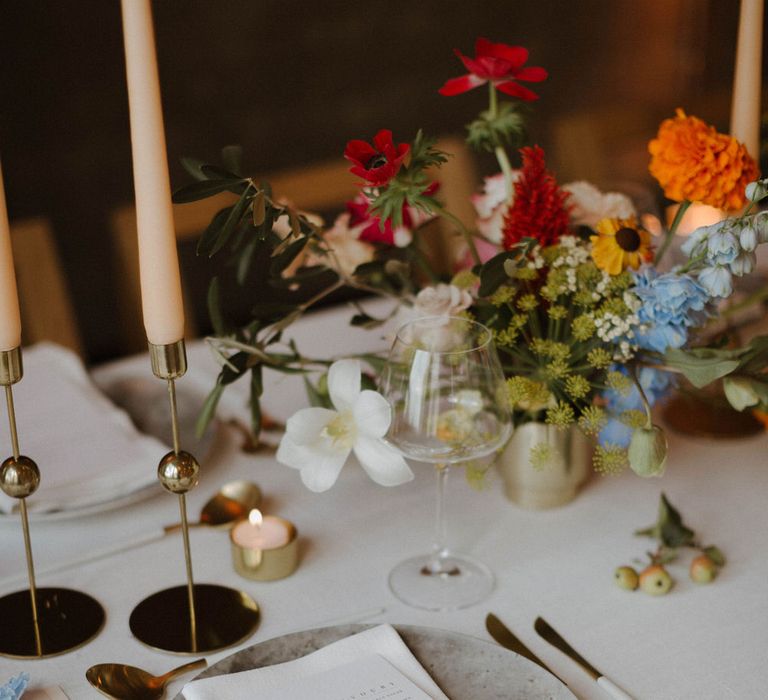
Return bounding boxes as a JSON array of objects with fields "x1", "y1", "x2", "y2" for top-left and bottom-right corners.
[{"x1": 0, "y1": 299, "x2": 767, "y2": 700}]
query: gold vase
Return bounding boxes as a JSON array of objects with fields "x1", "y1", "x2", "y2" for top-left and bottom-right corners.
[{"x1": 497, "y1": 422, "x2": 590, "y2": 509}]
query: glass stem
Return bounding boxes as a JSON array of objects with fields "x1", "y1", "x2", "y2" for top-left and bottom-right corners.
[{"x1": 424, "y1": 463, "x2": 459, "y2": 576}]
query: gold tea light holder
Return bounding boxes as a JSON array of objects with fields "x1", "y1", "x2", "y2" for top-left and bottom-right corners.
[
  {"x1": 230, "y1": 509, "x2": 299, "y2": 581},
  {"x1": 0, "y1": 347, "x2": 105, "y2": 659},
  {"x1": 129, "y1": 339, "x2": 260, "y2": 654}
]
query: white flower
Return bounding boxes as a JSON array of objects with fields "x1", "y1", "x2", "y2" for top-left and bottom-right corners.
[
  {"x1": 305, "y1": 212, "x2": 375, "y2": 277},
  {"x1": 277, "y1": 359, "x2": 413, "y2": 492},
  {"x1": 471, "y1": 172, "x2": 519, "y2": 243},
  {"x1": 414, "y1": 284, "x2": 473, "y2": 317},
  {"x1": 563, "y1": 181, "x2": 636, "y2": 228}
]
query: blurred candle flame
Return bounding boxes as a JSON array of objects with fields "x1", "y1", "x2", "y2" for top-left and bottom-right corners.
[{"x1": 248, "y1": 509, "x2": 263, "y2": 528}]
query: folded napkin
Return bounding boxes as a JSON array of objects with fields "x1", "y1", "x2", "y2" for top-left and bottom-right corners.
[
  {"x1": 182, "y1": 624, "x2": 449, "y2": 700},
  {"x1": 0, "y1": 343, "x2": 169, "y2": 515}
]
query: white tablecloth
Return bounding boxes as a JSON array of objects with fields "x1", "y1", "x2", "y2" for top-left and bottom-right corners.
[{"x1": 0, "y1": 301, "x2": 767, "y2": 700}]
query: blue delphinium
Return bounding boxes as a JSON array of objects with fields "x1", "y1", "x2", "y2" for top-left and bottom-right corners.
[
  {"x1": 0, "y1": 673, "x2": 29, "y2": 700},
  {"x1": 680, "y1": 216, "x2": 764, "y2": 298},
  {"x1": 599, "y1": 366, "x2": 673, "y2": 449},
  {"x1": 631, "y1": 266, "x2": 709, "y2": 353}
]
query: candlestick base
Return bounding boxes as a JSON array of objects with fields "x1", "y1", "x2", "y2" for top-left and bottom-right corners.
[
  {"x1": 0, "y1": 587, "x2": 105, "y2": 659},
  {"x1": 129, "y1": 583, "x2": 259, "y2": 654}
]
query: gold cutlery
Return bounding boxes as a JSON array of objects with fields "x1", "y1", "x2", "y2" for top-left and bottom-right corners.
[
  {"x1": 86, "y1": 658, "x2": 206, "y2": 699},
  {"x1": 534, "y1": 617, "x2": 634, "y2": 700},
  {"x1": 485, "y1": 613, "x2": 566, "y2": 685},
  {"x1": 162, "y1": 479, "x2": 261, "y2": 533}
]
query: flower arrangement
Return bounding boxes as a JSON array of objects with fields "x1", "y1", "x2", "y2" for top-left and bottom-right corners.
[{"x1": 176, "y1": 36, "x2": 768, "y2": 487}]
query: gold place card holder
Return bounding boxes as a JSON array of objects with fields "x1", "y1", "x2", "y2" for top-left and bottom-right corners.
[
  {"x1": 0, "y1": 346, "x2": 105, "y2": 659},
  {"x1": 128, "y1": 339, "x2": 260, "y2": 654}
]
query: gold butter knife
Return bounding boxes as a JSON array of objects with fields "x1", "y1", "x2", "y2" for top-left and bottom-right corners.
[
  {"x1": 534, "y1": 617, "x2": 634, "y2": 700},
  {"x1": 485, "y1": 614, "x2": 567, "y2": 686}
]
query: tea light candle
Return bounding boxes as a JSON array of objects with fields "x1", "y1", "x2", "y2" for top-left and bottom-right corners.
[
  {"x1": 230, "y1": 509, "x2": 299, "y2": 581},
  {"x1": 232, "y1": 509, "x2": 291, "y2": 549}
]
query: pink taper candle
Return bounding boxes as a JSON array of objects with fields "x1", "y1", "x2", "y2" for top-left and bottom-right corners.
[
  {"x1": 120, "y1": 0, "x2": 184, "y2": 345},
  {"x1": 0, "y1": 162, "x2": 22, "y2": 351},
  {"x1": 730, "y1": 0, "x2": 763, "y2": 159}
]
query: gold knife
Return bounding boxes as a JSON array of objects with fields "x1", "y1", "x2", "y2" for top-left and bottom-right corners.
[
  {"x1": 485, "y1": 614, "x2": 567, "y2": 686},
  {"x1": 534, "y1": 617, "x2": 634, "y2": 700}
]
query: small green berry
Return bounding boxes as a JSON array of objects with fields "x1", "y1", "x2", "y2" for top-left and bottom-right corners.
[
  {"x1": 690, "y1": 554, "x2": 718, "y2": 584},
  {"x1": 639, "y1": 564, "x2": 673, "y2": 595},
  {"x1": 614, "y1": 566, "x2": 639, "y2": 590}
]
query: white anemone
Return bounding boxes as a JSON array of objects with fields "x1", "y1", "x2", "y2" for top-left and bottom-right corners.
[{"x1": 277, "y1": 359, "x2": 414, "y2": 492}]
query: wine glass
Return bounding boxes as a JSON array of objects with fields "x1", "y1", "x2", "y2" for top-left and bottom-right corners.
[{"x1": 379, "y1": 315, "x2": 512, "y2": 611}]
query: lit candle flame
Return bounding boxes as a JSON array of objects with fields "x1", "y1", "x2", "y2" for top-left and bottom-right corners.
[{"x1": 248, "y1": 508, "x2": 263, "y2": 528}]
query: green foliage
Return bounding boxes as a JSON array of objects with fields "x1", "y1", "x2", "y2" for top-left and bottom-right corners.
[
  {"x1": 367, "y1": 130, "x2": 446, "y2": 228},
  {"x1": 466, "y1": 101, "x2": 527, "y2": 153},
  {"x1": 635, "y1": 493, "x2": 695, "y2": 548}
]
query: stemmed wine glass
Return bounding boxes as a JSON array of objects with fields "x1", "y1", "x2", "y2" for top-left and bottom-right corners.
[{"x1": 379, "y1": 315, "x2": 512, "y2": 611}]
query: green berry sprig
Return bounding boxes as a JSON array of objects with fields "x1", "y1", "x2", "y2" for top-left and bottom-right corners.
[{"x1": 613, "y1": 493, "x2": 725, "y2": 596}]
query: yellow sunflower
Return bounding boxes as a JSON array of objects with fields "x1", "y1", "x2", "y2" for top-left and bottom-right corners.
[{"x1": 590, "y1": 217, "x2": 653, "y2": 275}]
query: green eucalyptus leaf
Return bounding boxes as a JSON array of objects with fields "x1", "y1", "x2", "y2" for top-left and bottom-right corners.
[
  {"x1": 196, "y1": 206, "x2": 233, "y2": 256},
  {"x1": 208, "y1": 186, "x2": 252, "y2": 257},
  {"x1": 207, "y1": 276, "x2": 226, "y2": 336},
  {"x1": 303, "y1": 374, "x2": 332, "y2": 408},
  {"x1": 478, "y1": 251, "x2": 517, "y2": 297},
  {"x1": 658, "y1": 493, "x2": 696, "y2": 548},
  {"x1": 201, "y1": 164, "x2": 242, "y2": 181},
  {"x1": 195, "y1": 382, "x2": 224, "y2": 438},
  {"x1": 252, "y1": 190, "x2": 266, "y2": 226},
  {"x1": 663, "y1": 347, "x2": 741, "y2": 388},
  {"x1": 221, "y1": 351, "x2": 251, "y2": 385},
  {"x1": 180, "y1": 157, "x2": 208, "y2": 181},
  {"x1": 221, "y1": 145, "x2": 243, "y2": 175},
  {"x1": 269, "y1": 236, "x2": 306, "y2": 277},
  {"x1": 250, "y1": 365, "x2": 263, "y2": 438},
  {"x1": 173, "y1": 178, "x2": 244, "y2": 204},
  {"x1": 236, "y1": 238, "x2": 258, "y2": 285}
]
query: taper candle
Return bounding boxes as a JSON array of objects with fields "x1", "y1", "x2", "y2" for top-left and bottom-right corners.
[
  {"x1": 0, "y1": 162, "x2": 22, "y2": 352},
  {"x1": 121, "y1": 0, "x2": 185, "y2": 345},
  {"x1": 730, "y1": 0, "x2": 763, "y2": 159}
]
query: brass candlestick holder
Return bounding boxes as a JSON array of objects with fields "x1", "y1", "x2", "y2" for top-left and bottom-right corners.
[
  {"x1": 0, "y1": 347, "x2": 105, "y2": 659},
  {"x1": 129, "y1": 339, "x2": 260, "y2": 654}
]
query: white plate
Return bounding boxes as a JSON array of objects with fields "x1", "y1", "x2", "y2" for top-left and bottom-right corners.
[{"x1": 175, "y1": 624, "x2": 576, "y2": 699}]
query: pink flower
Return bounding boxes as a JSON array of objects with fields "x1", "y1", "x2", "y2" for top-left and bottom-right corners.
[{"x1": 438, "y1": 38, "x2": 547, "y2": 100}]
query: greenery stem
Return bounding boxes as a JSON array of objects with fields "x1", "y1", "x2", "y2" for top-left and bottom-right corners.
[
  {"x1": 655, "y1": 199, "x2": 691, "y2": 265},
  {"x1": 434, "y1": 203, "x2": 481, "y2": 265},
  {"x1": 630, "y1": 366, "x2": 653, "y2": 428},
  {"x1": 488, "y1": 82, "x2": 514, "y2": 200}
]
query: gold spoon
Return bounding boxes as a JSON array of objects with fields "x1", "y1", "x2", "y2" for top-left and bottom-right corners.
[
  {"x1": 163, "y1": 479, "x2": 262, "y2": 534},
  {"x1": 86, "y1": 658, "x2": 206, "y2": 700}
]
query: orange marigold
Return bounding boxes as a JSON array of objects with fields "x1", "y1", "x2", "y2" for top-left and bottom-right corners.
[{"x1": 648, "y1": 108, "x2": 759, "y2": 211}]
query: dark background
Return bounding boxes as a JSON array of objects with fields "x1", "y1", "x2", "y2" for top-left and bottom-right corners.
[{"x1": 0, "y1": 0, "x2": 762, "y2": 362}]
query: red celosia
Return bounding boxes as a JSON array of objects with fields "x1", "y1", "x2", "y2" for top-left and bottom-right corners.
[
  {"x1": 502, "y1": 146, "x2": 570, "y2": 249},
  {"x1": 438, "y1": 37, "x2": 547, "y2": 100},
  {"x1": 343, "y1": 129, "x2": 410, "y2": 187}
]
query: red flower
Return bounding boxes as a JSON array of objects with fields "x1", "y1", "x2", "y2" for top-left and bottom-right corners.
[
  {"x1": 439, "y1": 37, "x2": 547, "y2": 100},
  {"x1": 343, "y1": 129, "x2": 410, "y2": 187},
  {"x1": 502, "y1": 146, "x2": 570, "y2": 249}
]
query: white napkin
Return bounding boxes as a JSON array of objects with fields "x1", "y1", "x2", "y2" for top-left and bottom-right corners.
[
  {"x1": 182, "y1": 624, "x2": 449, "y2": 700},
  {"x1": 0, "y1": 343, "x2": 168, "y2": 514}
]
